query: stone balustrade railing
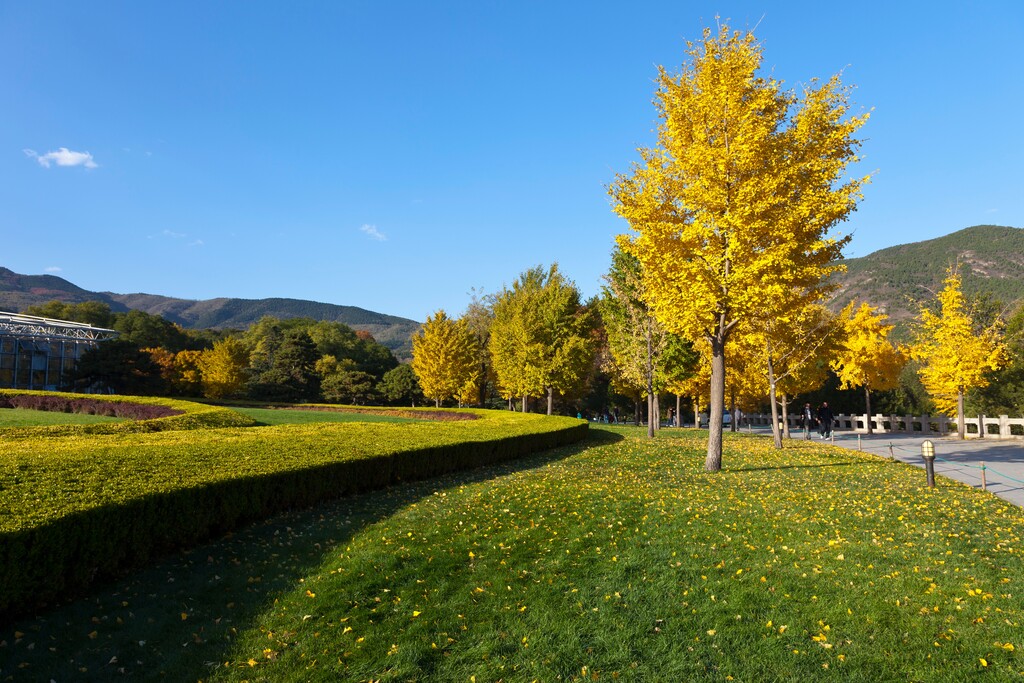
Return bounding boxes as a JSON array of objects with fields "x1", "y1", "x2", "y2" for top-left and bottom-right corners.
[{"x1": 740, "y1": 413, "x2": 1024, "y2": 439}]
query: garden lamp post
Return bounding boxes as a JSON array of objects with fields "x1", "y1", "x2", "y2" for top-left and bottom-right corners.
[{"x1": 921, "y1": 439, "x2": 936, "y2": 487}]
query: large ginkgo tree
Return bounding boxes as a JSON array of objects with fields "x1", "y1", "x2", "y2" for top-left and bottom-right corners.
[{"x1": 610, "y1": 24, "x2": 869, "y2": 470}]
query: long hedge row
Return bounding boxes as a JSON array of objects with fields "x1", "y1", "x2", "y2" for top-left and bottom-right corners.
[
  {"x1": 0, "y1": 404, "x2": 586, "y2": 619},
  {"x1": 0, "y1": 390, "x2": 257, "y2": 436}
]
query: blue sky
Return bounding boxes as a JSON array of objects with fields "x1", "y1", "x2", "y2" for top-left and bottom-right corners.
[{"x1": 3, "y1": 2, "x2": 1022, "y2": 323}]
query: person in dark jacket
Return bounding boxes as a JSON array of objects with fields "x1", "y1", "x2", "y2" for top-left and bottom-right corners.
[
  {"x1": 802, "y1": 402, "x2": 815, "y2": 440},
  {"x1": 817, "y1": 402, "x2": 834, "y2": 439}
]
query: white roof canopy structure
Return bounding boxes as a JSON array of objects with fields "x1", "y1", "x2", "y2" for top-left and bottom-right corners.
[{"x1": 0, "y1": 311, "x2": 119, "y2": 342}]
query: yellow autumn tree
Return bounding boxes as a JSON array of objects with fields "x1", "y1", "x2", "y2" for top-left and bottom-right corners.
[
  {"x1": 910, "y1": 269, "x2": 1007, "y2": 439},
  {"x1": 610, "y1": 24, "x2": 868, "y2": 470},
  {"x1": 831, "y1": 302, "x2": 906, "y2": 434},
  {"x1": 745, "y1": 303, "x2": 840, "y2": 445},
  {"x1": 197, "y1": 337, "x2": 249, "y2": 399},
  {"x1": 173, "y1": 349, "x2": 205, "y2": 396},
  {"x1": 411, "y1": 310, "x2": 480, "y2": 408}
]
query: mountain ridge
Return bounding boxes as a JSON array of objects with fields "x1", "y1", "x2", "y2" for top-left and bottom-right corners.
[
  {"x1": 3, "y1": 224, "x2": 1023, "y2": 355},
  {"x1": 0, "y1": 267, "x2": 420, "y2": 357}
]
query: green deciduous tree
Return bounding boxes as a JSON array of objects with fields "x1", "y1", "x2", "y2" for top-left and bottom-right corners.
[
  {"x1": 113, "y1": 309, "x2": 191, "y2": 352},
  {"x1": 73, "y1": 339, "x2": 163, "y2": 395},
  {"x1": 249, "y1": 329, "x2": 321, "y2": 402},
  {"x1": 24, "y1": 300, "x2": 115, "y2": 328},
  {"x1": 378, "y1": 363, "x2": 424, "y2": 407},
  {"x1": 610, "y1": 24, "x2": 867, "y2": 470},
  {"x1": 489, "y1": 265, "x2": 594, "y2": 415},
  {"x1": 601, "y1": 247, "x2": 684, "y2": 436},
  {"x1": 322, "y1": 370, "x2": 378, "y2": 405}
]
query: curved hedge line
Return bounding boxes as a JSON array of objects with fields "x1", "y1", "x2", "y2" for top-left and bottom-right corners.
[
  {"x1": 0, "y1": 408, "x2": 586, "y2": 618},
  {"x1": 0, "y1": 390, "x2": 257, "y2": 436}
]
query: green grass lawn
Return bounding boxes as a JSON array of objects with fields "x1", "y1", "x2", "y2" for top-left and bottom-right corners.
[
  {"x1": 2, "y1": 426, "x2": 1022, "y2": 681},
  {"x1": 231, "y1": 406, "x2": 417, "y2": 426},
  {"x1": 0, "y1": 407, "x2": 122, "y2": 427}
]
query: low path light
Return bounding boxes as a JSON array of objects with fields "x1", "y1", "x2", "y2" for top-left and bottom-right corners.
[{"x1": 921, "y1": 439, "x2": 936, "y2": 487}]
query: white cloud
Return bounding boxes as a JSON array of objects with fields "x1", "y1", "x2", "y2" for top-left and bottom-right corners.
[
  {"x1": 24, "y1": 147, "x2": 98, "y2": 169},
  {"x1": 360, "y1": 224, "x2": 387, "y2": 241},
  {"x1": 163, "y1": 229, "x2": 186, "y2": 239},
  {"x1": 44, "y1": 266, "x2": 62, "y2": 273},
  {"x1": 188, "y1": 239, "x2": 204, "y2": 247}
]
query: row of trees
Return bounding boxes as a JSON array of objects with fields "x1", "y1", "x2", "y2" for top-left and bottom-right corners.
[
  {"x1": 29, "y1": 301, "x2": 423, "y2": 406},
  {"x1": 396, "y1": 23, "x2": 1005, "y2": 472},
  {"x1": 411, "y1": 265, "x2": 595, "y2": 413}
]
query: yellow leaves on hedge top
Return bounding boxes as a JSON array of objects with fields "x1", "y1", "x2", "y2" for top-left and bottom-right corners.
[{"x1": 0, "y1": 408, "x2": 580, "y2": 533}]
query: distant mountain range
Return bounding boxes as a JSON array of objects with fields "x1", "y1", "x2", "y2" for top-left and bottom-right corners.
[
  {"x1": 2, "y1": 224, "x2": 1022, "y2": 355},
  {"x1": 0, "y1": 268, "x2": 420, "y2": 358}
]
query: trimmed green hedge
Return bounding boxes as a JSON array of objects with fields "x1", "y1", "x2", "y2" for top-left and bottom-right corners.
[
  {"x1": 0, "y1": 407, "x2": 586, "y2": 618},
  {"x1": 0, "y1": 390, "x2": 257, "y2": 436}
]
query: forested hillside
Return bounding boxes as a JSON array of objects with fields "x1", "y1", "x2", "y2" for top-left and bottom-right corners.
[{"x1": 830, "y1": 225, "x2": 1024, "y2": 325}]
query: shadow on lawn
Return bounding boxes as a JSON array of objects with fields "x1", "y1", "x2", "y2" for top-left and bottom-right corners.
[{"x1": 0, "y1": 428, "x2": 621, "y2": 682}]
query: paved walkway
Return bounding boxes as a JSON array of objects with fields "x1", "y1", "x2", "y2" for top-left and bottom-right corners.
[{"x1": 797, "y1": 429, "x2": 1024, "y2": 508}]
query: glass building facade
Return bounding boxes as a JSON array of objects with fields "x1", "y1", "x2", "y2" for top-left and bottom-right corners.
[{"x1": 0, "y1": 312, "x2": 118, "y2": 390}]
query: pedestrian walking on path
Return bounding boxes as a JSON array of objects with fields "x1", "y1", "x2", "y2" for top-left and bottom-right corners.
[{"x1": 817, "y1": 402, "x2": 834, "y2": 439}]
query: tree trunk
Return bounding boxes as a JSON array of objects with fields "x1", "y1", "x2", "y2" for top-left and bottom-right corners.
[
  {"x1": 864, "y1": 386, "x2": 873, "y2": 435},
  {"x1": 654, "y1": 394, "x2": 661, "y2": 432},
  {"x1": 435, "y1": 398, "x2": 440, "y2": 408},
  {"x1": 547, "y1": 386, "x2": 553, "y2": 415},
  {"x1": 693, "y1": 397, "x2": 700, "y2": 430},
  {"x1": 676, "y1": 394, "x2": 682, "y2": 428},
  {"x1": 646, "y1": 325, "x2": 655, "y2": 437},
  {"x1": 957, "y1": 390, "x2": 965, "y2": 440},
  {"x1": 705, "y1": 334, "x2": 726, "y2": 471},
  {"x1": 522, "y1": 395, "x2": 528, "y2": 413},
  {"x1": 478, "y1": 364, "x2": 488, "y2": 407},
  {"x1": 767, "y1": 354, "x2": 782, "y2": 449},
  {"x1": 647, "y1": 393, "x2": 655, "y2": 438},
  {"x1": 781, "y1": 394, "x2": 790, "y2": 440}
]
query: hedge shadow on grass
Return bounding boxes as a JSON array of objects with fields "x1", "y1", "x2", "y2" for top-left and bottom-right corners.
[{"x1": 0, "y1": 429, "x2": 622, "y2": 681}]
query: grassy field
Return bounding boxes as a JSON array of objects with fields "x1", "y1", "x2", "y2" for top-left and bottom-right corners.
[
  {"x1": 231, "y1": 406, "x2": 417, "y2": 426},
  {"x1": 2, "y1": 426, "x2": 1022, "y2": 681},
  {"x1": 0, "y1": 407, "x2": 122, "y2": 427}
]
